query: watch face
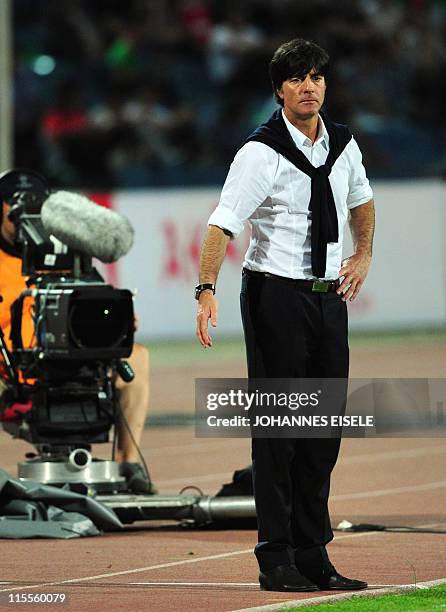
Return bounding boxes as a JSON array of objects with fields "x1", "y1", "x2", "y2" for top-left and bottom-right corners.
[{"x1": 195, "y1": 286, "x2": 204, "y2": 300}]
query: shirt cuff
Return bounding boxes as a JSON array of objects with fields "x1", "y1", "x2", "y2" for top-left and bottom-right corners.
[{"x1": 207, "y1": 207, "x2": 245, "y2": 237}]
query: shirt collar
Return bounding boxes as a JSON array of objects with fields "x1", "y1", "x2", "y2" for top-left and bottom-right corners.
[{"x1": 281, "y1": 109, "x2": 329, "y2": 150}]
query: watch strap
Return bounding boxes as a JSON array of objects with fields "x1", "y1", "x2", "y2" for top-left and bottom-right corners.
[{"x1": 195, "y1": 283, "x2": 215, "y2": 300}]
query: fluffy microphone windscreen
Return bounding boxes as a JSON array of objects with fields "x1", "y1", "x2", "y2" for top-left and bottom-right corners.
[{"x1": 41, "y1": 191, "x2": 134, "y2": 263}]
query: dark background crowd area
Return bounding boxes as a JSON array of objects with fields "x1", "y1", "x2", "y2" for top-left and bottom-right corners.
[{"x1": 13, "y1": 0, "x2": 446, "y2": 188}]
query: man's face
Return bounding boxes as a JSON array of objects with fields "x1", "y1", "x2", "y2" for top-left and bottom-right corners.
[
  {"x1": 277, "y1": 68, "x2": 326, "y2": 120},
  {"x1": 1, "y1": 202, "x2": 16, "y2": 245}
]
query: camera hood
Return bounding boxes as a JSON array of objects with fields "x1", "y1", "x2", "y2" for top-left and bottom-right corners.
[{"x1": 0, "y1": 168, "x2": 50, "y2": 208}]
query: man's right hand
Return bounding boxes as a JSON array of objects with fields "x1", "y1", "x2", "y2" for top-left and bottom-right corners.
[{"x1": 196, "y1": 290, "x2": 218, "y2": 348}]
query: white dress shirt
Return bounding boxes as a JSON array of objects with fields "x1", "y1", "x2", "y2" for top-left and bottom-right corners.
[{"x1": 208, "y1": 110, "x2": 373, "y2": 280}]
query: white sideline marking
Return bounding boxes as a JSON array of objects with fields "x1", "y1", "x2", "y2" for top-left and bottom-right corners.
[
  {"x1": 130, "y1": 582, "x2": 259, "y2": 587},
  {"x1": 0, "y1": 532, "x2": 387, "y2": 594},
  {"x1": 147, "y1": 439, "x2": 247, "y2": 457},
  {"x1": 158, "y1": 471, "x2": 241, "y2": 487},
  {"x1": 0, "y1": 527, "x2": 441, "y2": 595},
  {"x1": 231, "y1": 577, "x2": 446, "y2": 612},
  {"x1": 0, "y1": 549, "x2": 253, "y2": 593},
  {"x1": 156, "y1": 446, "x2": 446, "y2": 487},
  {"x1": 147, "y1": 441, "x2": 446, "y2": 461},
  {"x1": 338, "y1": 444, "x2": 446, "y2": 465},
  {"x1": 148, "y1": 442, "x2": 446, "y2": 460},
  {"x1": 157, "y1": 475, "x2": 446, "y2": 500},
  {"x1": 127, "y1": 582, "x2": 400, "y2": 588},
  {"x1": 332, "y1": 480, "x2": 446, "y2": 501}
]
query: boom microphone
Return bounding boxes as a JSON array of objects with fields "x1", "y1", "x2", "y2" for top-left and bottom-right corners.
[{"x1": 41, "y1": 191, "x2": 134, "y2": 263}]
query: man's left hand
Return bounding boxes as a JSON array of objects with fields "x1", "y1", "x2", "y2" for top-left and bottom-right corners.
[{"x1": 337, "y1": 252, "x2": 371, "y2": 302}]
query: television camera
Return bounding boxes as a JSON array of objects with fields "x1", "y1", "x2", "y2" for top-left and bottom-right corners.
[
  {"x1": 0, "y1": 169, "x2": 135, "y2": 492},
  {"x1": 0, "y1": 169, "x2": 256, "y2": 526}
]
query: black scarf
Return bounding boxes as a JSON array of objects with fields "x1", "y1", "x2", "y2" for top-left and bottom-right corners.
[{"x1": 245, "y1": 109, "x2": 351, "y2": 278}]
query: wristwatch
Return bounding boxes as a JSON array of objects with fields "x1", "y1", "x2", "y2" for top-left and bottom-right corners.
[{"x1": 195, "y1": 283, "x2": 215, "y2": 300}]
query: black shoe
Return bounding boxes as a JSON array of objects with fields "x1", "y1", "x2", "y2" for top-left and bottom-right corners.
[
  {"x1": 259, "y1": 564, "x2": 318, "y2": 592},
  {"x1": 315, "y1": 569, "x2": 368, "y2": 591},
  {"x1": 119, "y1": 462, "x2": 158, "y2": 495},
  {"x1": 295, "y1": 546, "x2": 367, "y2": 591}
]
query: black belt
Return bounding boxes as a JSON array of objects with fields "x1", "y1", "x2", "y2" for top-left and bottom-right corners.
[{"x1": 242, "y1": 268, "x2": 340, "y2": 293}]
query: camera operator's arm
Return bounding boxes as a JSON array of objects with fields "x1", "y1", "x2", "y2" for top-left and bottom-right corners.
[{"x1": 0, "y1": 200, "x2": 36, "y2": 356}]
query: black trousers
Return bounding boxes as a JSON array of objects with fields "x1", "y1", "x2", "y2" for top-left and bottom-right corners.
[{"x1": 240, "y1": 270, "x2": 349, "y2": 572}]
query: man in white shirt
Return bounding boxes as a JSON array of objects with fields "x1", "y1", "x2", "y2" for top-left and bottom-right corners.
[{"x1": 195, "y1": 38, "x2": 374, "y2": 592}]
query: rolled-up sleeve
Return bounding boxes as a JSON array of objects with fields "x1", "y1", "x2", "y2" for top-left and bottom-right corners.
[
  {"x1": 345, "y1": 137, "x2": 373, "y2": 209},
  {"x1": 208, "y1": 142, "x2": 275, "y2": 237}
]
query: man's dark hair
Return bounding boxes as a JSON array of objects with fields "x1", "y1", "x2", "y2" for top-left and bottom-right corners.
[{"x1": 269, "y1": 38, "x2": 329, "y2": 106}]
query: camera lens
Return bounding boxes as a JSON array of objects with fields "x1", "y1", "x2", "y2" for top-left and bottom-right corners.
[{"x1": 68, "y1": 299, "x2": 128, "y2": 348}]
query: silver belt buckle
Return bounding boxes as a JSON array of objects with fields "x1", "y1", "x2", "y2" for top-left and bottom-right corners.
[{"x1": 312, "y1": 280, "x2": 330, "y2": 293}]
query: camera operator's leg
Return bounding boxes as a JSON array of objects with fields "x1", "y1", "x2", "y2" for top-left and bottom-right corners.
[{"x1": 115, "y1": 343, "x2": 156, "y2": 494}]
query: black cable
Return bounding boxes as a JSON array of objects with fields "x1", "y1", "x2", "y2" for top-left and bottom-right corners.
[
  {"x1": 179, "y1": 485, "x2": 204, "y2": 496},
  {"x1": 111, "y1": 418, "x2": 117, "y2": 462},
  {"x1": 335, "y1": 523, "x2": 446, "y2": 535},
  {"x1": 108, "y1": 371, "x2": 120, "y2": 463},
  {"x1": 113, "y1": 392, "x2": 152, "y2": 483},
  {"x1": 80, "y1": 400, "x2": 90, "y2": 425}
]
